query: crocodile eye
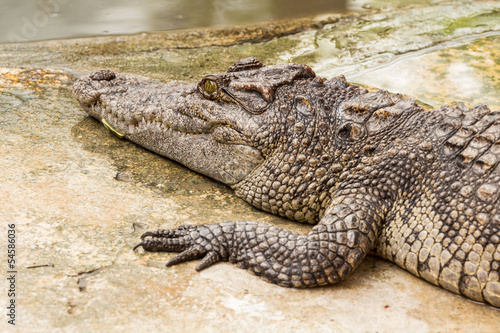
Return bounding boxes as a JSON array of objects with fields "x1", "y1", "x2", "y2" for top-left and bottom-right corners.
[{"x1": 204, "y1": 79, "x2": 217, "y2": 95}]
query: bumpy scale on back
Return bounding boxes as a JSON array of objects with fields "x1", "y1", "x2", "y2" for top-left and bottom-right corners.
[{"x1": 72, "y1": 58, "x2": 500, "y2": 307}]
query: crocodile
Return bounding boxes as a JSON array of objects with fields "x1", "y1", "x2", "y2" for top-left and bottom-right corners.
[{"x1": 72, "y1": 58, "x2": 500, "y2": 307}]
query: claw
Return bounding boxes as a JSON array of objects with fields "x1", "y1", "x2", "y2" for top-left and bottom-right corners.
[{"x1": 133, "y1": 242, "x2": 145, "y2": 251}]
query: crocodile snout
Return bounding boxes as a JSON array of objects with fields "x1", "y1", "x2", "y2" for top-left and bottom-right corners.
[{"x1": 72, "y1": 70, "x2": 133, "y2": 107}]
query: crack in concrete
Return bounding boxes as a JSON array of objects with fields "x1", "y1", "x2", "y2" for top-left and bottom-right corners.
[
  {"x1": 26, "y1": 263, "x2": 55, "y2": 269},
  {"x1": 71, "y1": 267, "x2": 106, "y2": 292}
]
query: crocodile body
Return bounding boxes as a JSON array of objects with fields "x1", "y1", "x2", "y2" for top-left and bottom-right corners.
[{"x1": 73, "y1": 58, "x2": 500, "y2": 307}]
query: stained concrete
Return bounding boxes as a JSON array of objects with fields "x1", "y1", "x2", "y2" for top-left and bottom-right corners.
[{"x1": 1, "y1": 2, "x2": 500, "y2": 332}]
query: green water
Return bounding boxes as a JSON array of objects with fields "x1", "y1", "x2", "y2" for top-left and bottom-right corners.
[{"x1": 1, "y1": 0, "x2": 461, "y2": 43}]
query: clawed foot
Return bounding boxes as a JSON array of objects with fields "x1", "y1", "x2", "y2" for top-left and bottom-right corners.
[{"x1": 133, "y1": 225, "x2": 230, "y2": 271}]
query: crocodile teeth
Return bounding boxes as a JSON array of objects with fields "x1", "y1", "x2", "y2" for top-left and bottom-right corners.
[{"x1": 128, "y1": 117, "x2": 203, "y2": 138}]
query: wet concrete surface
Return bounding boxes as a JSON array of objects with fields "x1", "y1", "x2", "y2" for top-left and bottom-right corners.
[{"x1": 1, "y1": 1, "x2": 500, "y2": 332}]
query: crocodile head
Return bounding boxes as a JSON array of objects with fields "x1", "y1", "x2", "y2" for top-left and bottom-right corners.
[{"x1": 72, "y1": 58, "x2": 318, "y2": 185}]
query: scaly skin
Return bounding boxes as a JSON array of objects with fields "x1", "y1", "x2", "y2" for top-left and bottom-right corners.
[{"x1": 73, "y1": 58, "x2": 500, "y2": 307}]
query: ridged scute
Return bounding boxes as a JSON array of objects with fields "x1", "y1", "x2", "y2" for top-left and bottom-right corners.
[{"x1": 439, "y1": 104, "x2": 500, "y2": 175}]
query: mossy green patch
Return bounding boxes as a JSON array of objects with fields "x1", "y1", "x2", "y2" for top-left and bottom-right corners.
[
  {"x1": 93, "y1": 37, "x2": 300, "y2": 81},
  {"x1": 443, "y1": 10, "x2": 500, "y2": 35}
]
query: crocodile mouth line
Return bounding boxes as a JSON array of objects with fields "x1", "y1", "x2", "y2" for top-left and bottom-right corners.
[
  {"x1": 102, "y1": 117, "x2": 209, "y2": 139},
  {"x1": 95, "y1": 100, "x2": 213, "y2": 139}
]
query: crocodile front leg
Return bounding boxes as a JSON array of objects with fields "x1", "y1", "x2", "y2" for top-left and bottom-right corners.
[{"x1": 134, "y1": 192, "x2": 385, "y2": 287}]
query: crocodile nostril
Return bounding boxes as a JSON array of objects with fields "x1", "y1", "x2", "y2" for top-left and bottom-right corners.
[{"x1": 90, "y1": 69, "x2": 116, "y2": 81}]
